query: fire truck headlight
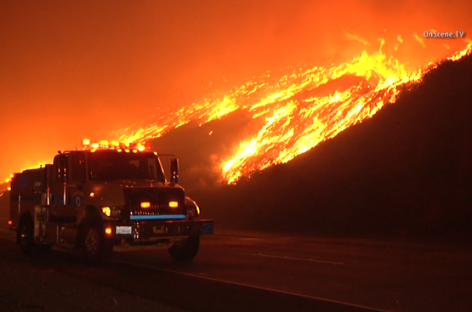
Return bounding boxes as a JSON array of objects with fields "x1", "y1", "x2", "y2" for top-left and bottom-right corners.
[
  {"x1": 101, "y1": 207, "x2": 121, "y2": 218},
  {"x1": 169, "y1": 201, "x2": 179, "y2": 208},
  {"x1": 102, "y1": 207, "x2": 111, "y2": 217}
]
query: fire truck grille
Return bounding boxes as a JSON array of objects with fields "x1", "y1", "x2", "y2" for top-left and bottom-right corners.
[{"x1": 123, "y1": 187, "x2": 185, "y2": 219}]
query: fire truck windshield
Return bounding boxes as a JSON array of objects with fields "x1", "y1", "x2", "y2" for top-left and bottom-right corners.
[{"x1": 87, "y1": 151, "x2": 166, "y2": 182}]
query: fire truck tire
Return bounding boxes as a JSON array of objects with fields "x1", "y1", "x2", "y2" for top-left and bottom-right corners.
[
  {"x1": 18, "y1": 217, "x2": 34, "y2": 255},
  {"x1": 82, "y1": 226, "x2": 113, "y2": 266},
  {"x1": 168, "y1": 235, "x2": 200, "y2": 262},
  {"x1": 39, "y1": 244, "x2": 52, "y2": 254}
]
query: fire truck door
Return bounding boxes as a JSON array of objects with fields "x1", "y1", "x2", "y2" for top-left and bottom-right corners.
[
  {"x1": 49, "y1": 154, "x2": 78, "y2": 222},
  {"x1": 68, "y1": 152, "x2": 87, "y2": 210}
]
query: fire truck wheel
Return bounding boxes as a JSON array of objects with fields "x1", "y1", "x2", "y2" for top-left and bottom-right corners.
[
  {"x1": 168, "y1": 235, "x2": 200, "y2": 262},
  {"x1": 39, "y1": 244, "x2": 52, "y2": 254},
  {"x1": 18, "y1": 218, "x2": 34, "y2": 255},
  {"x1": 82, "y1": 227, "x2": 112, "y2": 266}
]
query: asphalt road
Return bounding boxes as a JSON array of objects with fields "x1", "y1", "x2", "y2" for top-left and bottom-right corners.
[{"x1": 0, "y1": 227, "x2": 471, "y2": 312}]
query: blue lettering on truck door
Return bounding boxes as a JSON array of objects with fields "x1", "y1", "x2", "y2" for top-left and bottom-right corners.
[{"x1": 18, "y1": 175, "x2": 28, "y2": 188}]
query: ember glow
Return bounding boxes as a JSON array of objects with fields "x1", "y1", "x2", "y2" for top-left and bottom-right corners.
[{"x1": 110, "y1": 40, "x2": 472, "y2": 184}]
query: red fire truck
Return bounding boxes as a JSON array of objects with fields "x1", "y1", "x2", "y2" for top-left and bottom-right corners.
[{"x1": 8, "y1": 140, "x2": 214, "y2": 265}]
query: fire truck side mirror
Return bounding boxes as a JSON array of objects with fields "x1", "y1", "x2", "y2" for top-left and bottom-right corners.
[{"x1": 170, "y1": 158, "x2": 179, "y2": 184}]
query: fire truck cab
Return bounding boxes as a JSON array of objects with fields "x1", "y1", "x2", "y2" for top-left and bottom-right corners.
[{"x1": 9, "y1": 140, "x2": 214, "y2": 265}]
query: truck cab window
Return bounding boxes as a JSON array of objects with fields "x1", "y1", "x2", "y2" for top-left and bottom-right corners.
[
  {"x1": 70, "y1": 152, "x2": 86, "y2": 182},
  {"x1": 88, "y1": 151, "x2": 165, "y2": 182}
]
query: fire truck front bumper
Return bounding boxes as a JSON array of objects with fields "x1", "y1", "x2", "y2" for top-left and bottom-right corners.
[{"x1": 106, "y1": 219, "x2": 214, "y2": 243}]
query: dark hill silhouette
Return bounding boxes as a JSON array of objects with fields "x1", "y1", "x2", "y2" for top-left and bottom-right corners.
[
  {"x1": 192, "y1": 54, "x2": 472, "y2": 240},
  {"x1": 149, "y1": 109, "x2": 263, "y2": 189}
]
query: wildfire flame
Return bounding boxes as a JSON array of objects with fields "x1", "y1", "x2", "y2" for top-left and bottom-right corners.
[
  {"x1": 109, "y1": 39, "x2": 472, "y2": 184},
  {"x1": 4, "y1": 38, "x2": 471, "y2": 185}
]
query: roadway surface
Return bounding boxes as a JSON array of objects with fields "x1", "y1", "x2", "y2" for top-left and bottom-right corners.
[{"x1": 0, "y1": 227, "x2": 471, "y2": 312}]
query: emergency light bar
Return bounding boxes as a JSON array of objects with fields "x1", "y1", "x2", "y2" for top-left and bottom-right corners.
[{"x1": 82, "y1": 139, "x2": 151, "y2": 152}]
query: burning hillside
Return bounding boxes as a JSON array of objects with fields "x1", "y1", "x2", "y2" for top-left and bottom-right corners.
[
  {"x1": 2, "y1": 36, "x2": 471, "y2": 187},
  {"x1": 195, "y1": 52, "x2": 472, "y2": 238},
  {"x1": 109, "y1": 38, "x2": 472, "y2": 184}
]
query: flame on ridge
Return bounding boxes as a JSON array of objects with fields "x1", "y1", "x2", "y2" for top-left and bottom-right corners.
[{"x1": 110, "y1": 40, "x2": 471, "y2": 184}]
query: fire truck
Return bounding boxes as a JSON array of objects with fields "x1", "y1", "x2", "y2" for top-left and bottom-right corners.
[{"x1": 8, "y1": 140, "x2": 214, "y2": 265}]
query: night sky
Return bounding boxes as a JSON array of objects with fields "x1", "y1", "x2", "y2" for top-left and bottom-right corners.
[{"x1": 1, "y1": 0, "x2": 471, "y2": 179}]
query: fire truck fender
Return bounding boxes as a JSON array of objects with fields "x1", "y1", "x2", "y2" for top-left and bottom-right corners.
[
  {"x1": 77, "y1": 205, "x2": 102, "y2": 226},
  {"x1": 185, "y1": 196, "x2": 201, "y2": 217},
  {"x1": 76, "y1": 205, "x2": 104, "y2": 246},
  {"x1": 16, "y1": 212, "x2": 34, "y2": 244}
]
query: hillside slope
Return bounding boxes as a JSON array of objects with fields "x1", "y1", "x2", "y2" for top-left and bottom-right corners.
[{"x1": 194, "y1": 54, "x2": 472, "y2": 240}]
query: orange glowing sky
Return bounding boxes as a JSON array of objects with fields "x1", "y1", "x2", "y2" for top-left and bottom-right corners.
[{"x1": 1, "y1": 0, "x2": 471, "y2": 179}]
